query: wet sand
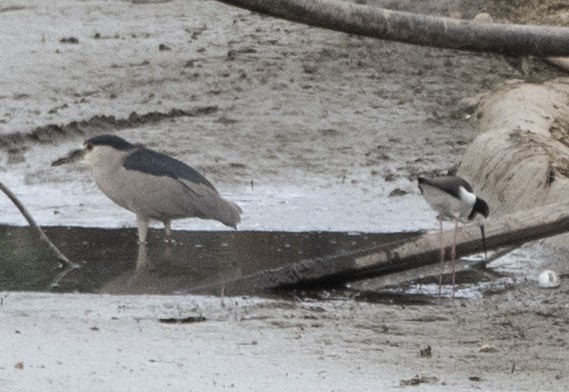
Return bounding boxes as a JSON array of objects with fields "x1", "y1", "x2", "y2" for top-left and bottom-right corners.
[{"x1": 3, "y1": 290, "x2": 569, "y2": 391}]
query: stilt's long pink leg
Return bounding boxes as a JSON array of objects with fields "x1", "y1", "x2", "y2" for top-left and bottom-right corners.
[
  {"x1": 438, "y1": 217, "x2": 445, "y2": 297},
  {"x1": 451, "y1": 220, "x2": 459, "y2": 297}
]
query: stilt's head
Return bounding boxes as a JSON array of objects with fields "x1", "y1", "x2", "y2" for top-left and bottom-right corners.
[{"x1": 470, "y1": 197, "x2": 489, "y2": 221}]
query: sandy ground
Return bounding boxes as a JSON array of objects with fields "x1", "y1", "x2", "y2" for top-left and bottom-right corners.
[
  {"x1": 3, "y1": 290, "x2": 569, "y2": 392},
  {"x1": 2, "y1": 0, "x2": 569, "y2": 390}
]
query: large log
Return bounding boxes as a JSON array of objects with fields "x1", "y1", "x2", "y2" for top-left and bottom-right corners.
[
  {"x1": 215, "y1": 201, "x2": 569, "y2": 294},
  {"x1": 458, "y1": 83, "x2": 569, "y2": 218},
  {"x1": 215, "y1": 0, "x2": 569, "y2": 57}
]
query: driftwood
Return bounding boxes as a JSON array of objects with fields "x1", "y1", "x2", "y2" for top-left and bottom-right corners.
[
  {"x1": 458, "y1": 83, "x2": 569, "y2": 217},
  {"x1": 547, "y1": 57, "x2": 569, "y2": 74},
  {"x1": 215, "y1": 0, "x2": 569, "y2": 57},
  {"x1": 215, "y1": 201, "x2": 569, "y2": 294},
  {"x1": 351, "y1": 245, "x2": 516, "y2": 292}
]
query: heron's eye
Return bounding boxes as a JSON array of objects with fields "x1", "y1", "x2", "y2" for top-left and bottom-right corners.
[{"x1": 85, "y1": 143, "x2": 94, "y2": 151}]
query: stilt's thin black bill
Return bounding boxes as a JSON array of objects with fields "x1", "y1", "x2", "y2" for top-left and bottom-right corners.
[{"x1": 480, "y1": 224, "x2": 488, "y2": 261}]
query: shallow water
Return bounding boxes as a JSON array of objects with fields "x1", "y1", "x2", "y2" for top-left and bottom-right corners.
[
  {"x1": 0, "y1": 224, "x2": 418, "y2": 294},
  {"x1": 1, "y1": 221, "x2": 521, "y2": 301}
]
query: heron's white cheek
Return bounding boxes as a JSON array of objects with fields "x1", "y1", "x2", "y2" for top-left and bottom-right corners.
[
  {"x1": 81, "y1": 152, "x2": 96, "y2": 166},
  {"x1": 82, "y1": 148, "x2": 108, "y2": 166}
]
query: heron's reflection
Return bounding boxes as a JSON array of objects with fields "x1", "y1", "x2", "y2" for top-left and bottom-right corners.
[
  {"x1": 100, "y1": 243, "x2": 242, "y2": 295},
  {"x1": 134, "y1": 241, "x2": 173, "y2": 273}
]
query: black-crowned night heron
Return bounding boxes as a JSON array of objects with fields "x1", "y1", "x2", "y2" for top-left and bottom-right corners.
[
  {"x1": 418, "y1": 175, "x2": 489, "y2": 294},
  {"x1": 52, "y1": 134, "x2": 242, "y2": 243}
]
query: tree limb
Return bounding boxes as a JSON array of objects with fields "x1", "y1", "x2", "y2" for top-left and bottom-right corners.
[
  {"x1": 215, "y1": 0, "x2": 569, "y2": 57},
  {"x1": 0, "y1": 181, "x2": 78, "y2": 268}
]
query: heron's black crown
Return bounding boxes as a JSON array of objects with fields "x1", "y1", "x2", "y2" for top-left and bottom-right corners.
[{"x1": 87, "y1": 135, "x2": 134, "y2": 151}]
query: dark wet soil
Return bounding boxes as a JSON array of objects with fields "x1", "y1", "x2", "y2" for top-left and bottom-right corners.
[{"x1": 0, "y1": 106, "x2": 218, "y2": 149}]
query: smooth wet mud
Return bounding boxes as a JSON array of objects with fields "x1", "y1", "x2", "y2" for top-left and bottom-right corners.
[{"x1": 0, "y1": 224, "x2": 420, "y2": 295}]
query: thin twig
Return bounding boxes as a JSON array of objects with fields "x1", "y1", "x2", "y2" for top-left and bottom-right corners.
[{"x1": 0, "y1": 181, "x2": 79, "y2": 268}]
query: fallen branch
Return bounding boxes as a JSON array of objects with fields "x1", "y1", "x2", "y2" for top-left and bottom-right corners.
[
  {"x1": 546, "y1": 57, "x2": 569, "y2": 73},
  {"x1": 0, "y1": 181, "x2": 78, "y2": 268},
  {"x1": 349, "y1": 245, "x2": 517, "y2": 292},
  {"x1": 215, "y1": 0, "x2": 569, "y2": 57},
  {"x1": 214, "y1": 201, "x2": 569, "y2": 294}
]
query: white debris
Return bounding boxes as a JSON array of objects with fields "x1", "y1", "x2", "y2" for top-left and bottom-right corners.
[{"x1": 538, "y1": 270, "x2": 561, "y2": 288}]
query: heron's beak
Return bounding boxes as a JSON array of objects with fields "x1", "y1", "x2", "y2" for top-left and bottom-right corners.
[
  {"x1": 51, "y1": 148, "x2": 85, "y2": 166},
  {"x1": 480, "y1": 224, "x2": 488, "y2": 261}
]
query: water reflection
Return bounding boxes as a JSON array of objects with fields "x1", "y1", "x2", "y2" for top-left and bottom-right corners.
[
  {"x1": 0, "y1": 225, "x2": 407, "y2": 295},
  {"x1": 99, "y1": 243, "x2": 243, "y2": 295}
]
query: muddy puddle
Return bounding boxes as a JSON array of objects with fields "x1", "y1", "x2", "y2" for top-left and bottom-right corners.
[
  {"x1": 0, "y1": 224, "x2": 514, "y2": 300},
  {"x1": 0, "y1": 225, "x2": 411, "y2": 292}
]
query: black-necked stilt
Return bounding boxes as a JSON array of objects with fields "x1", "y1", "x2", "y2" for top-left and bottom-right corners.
[{"x1": 418, "y1": 175, "x2": 490, "y2": 295}]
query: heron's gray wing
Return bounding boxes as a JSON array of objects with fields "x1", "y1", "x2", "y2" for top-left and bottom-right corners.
[
  {"x1": 176, "y1": 179, "x2": 242, "y2": 228},
  {"x1": 123, "y1": 148, "x2": 217, "y2": 192},
  {"x1": 120, "y1": 148, "x2": 240, "y2": 227}
]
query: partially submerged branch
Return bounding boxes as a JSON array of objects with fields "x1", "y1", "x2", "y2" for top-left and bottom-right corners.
[
  {"x1": 215, "y1": 201, "x2": 569, "y2": 294},
  {"x1": 215, "y1": 0, "x2": 569, "y2": 57},
  {"x1": 0, "y1": 181, "x2": 78, "y2": 268}
]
